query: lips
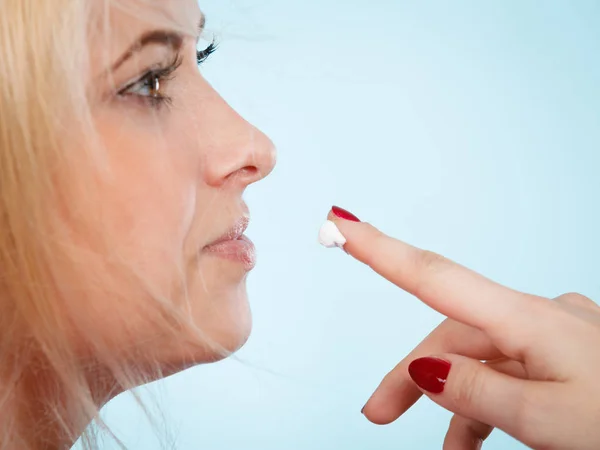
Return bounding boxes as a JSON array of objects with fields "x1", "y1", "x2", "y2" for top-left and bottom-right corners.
[
  {"x1": 203, "y1": 216, "x2": 256, "y2": 270},
  {"x1": 205, "y1": 216, "x2": 250, "y2": 248}
]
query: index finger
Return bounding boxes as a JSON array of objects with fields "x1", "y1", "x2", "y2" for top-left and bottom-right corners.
[{"x1": 327, "y1": 207, "x2": 553, "y2": 351}]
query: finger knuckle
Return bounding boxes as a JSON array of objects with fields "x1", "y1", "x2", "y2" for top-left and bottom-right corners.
[
  {"x1": 450, "y1": 365, "x2": 484, "y2": 413},
  {"x1": 414, "y1": 250, "x2": 448, "y2": 297},
  {"x1": 418, "y1": 250, "x2": 447, "y2": 272},
  {"x1": 556, "y1": 292, "x2": 594, "y2": 306},
  {"x1": 362, "y1": 224, "x2": 388, "y2": 265},
  {"x1": 372, "y1": 226, "x2": 389, "y2": 249}
]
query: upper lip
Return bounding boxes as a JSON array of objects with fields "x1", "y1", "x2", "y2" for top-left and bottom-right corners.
[{"x1": 205, "y1": 216, "x2": 250, "y2": 247}]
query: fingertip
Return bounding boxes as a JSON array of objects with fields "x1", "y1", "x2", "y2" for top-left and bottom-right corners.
[
  {"x1": 361, "y1": 381, "x2": 422, "y2": 425},
  {"x1": 331, "y1": 205, "x2": 361, "y2": 222},
  {"x1": 324, "y1": 208, "x2": 379, "y2": 260},
  {"x1": 333, "y1": 220, "x2": 386, "y2": 263},
  {"x1": 361, "y1": 405, "x2": 399, "y2": 425}
]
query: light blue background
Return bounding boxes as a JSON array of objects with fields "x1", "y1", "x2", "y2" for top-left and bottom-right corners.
[{"x1": 95, "y1": 1, "x2": 600, "y2": 449}]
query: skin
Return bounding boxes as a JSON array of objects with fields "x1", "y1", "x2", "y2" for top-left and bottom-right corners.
[
  {"x1": 16, "y1": 0, "x2": 275, "y2": 447},
  {"x1": 17, "y1": 0, "x2": 596, "y2": 447},
  {"x1": 72, "y1": 1, "x2": 277, "y2": 364},
  {"x1": 82, "y1": 0, "x2": 276, "y2": 360},
  {"x1": 329, "y1": 210, "x2": 600, "y2": 450}
]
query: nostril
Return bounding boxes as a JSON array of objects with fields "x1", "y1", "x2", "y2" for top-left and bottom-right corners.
[
  {"x1": 240, "y1": 166, "x2": 259, "y2": 179},
  {"x1": 243, "y1": 166, "x2": 259, "y2": 176},
  {"x1": 227, "y1": 166, "x2": 259, "y2": 184}
]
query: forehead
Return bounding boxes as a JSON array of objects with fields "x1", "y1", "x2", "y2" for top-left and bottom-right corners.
[
  {"x1": 88, "y1": 0, "x2": 201, "y2": 74},
  {"x1": 95, "y1": 0, "x2": 201, "y2": 47}
]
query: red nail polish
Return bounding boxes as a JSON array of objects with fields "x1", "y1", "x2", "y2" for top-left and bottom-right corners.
[
  {"x1": 332, "y1": 206, "x2": 361, "y2": 222},
  {"x1": 408, "y1": 357, "x2": 451, "y2": 394}
]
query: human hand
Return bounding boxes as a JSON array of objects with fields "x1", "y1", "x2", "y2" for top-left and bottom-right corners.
[{"x1": 327, "y1": 206, "x2": 600, "y2": 450}]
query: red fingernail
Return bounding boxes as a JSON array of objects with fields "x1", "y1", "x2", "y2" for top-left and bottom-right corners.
[
  {"x1": 408, "y1": 357, "x2": 451, "y2": 394},
  {"x1": 332, "y1": 206, "x2": 361, "y2": 222}
]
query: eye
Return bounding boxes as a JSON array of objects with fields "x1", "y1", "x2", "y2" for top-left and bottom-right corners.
[
  {"x1": 126, "y1": 73, "x2": 162, "y2": 98},
  {"x1": 117, "y1": 55, "x2": 182, "y2": 108}
]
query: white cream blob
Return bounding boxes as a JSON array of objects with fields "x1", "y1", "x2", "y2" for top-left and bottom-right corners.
[{"x1": 318, "y1": 220, "x2": 347, "y2": 249}]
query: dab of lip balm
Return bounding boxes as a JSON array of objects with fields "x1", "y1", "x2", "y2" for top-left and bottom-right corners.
[{"x1": 318, "y1": 220, "x2": 346, "y2": 249}]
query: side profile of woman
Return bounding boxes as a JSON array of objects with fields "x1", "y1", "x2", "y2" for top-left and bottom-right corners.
[
  {"x1": 1, "y1": 1, "x2": 599, "y2": 450},
  {"x1": 0, "y1": 0, "x2": 275, "y2": 448}
]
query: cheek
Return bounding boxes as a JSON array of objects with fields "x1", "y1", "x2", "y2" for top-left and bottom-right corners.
[
  {"x1": 180, "y1": 184, "x2": 197, "y2": 240},
  {"x1": 109, "y1": 140, "x2": 197, "y2": 284},
  {"x1": 62, "y1": 118, "x2": 200, "y2": 300},
  {"x1": 54, "y1": 132, "x2": 201, "y2": 354}
]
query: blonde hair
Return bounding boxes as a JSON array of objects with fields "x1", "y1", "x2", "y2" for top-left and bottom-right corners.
[{"x1": 0, "y1": 1, "x2": 226, "y2": 448}]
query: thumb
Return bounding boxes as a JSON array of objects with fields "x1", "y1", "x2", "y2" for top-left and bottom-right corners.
[{"x1": 408, "y1": 354, "x2": 551, "y2": 446}]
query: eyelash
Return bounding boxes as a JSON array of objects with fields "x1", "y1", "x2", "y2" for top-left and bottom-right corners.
[
  {"x1": 118, "y1": 41, "x2": 218, "y2": 110},
  {"x1": 197, "y1": 41, "x2": 218, "y2": 65}
]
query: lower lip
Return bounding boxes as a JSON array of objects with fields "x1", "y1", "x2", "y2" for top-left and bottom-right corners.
[{"x1": 203, "y1": 235, "x2": 256, "y2": 270}]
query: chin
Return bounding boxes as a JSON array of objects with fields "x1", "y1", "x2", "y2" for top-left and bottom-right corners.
[
  {"x1": 188, "y1": 275, "x2": 253, "y2": 359},
  {"x1": 150, "y1": 293, "x2": 252, "y2": 374},
  {"x1": 151, "y1": 254, "x2": 253, "y2": 367},
  {"x1": 206, "y1": 302, "x2": 253, "y2": 359}
]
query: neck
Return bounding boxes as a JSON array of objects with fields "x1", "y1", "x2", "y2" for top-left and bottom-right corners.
[{"x1": 3, "y1": 364, "x2": 121, "y2": 450}]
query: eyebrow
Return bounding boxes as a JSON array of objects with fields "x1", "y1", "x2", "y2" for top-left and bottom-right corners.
[{"x1": 111, "y1": 13, "x2": 206, "y2": 72}]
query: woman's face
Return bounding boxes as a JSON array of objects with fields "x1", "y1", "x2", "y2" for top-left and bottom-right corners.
[{"x1": 60, "y1": 0, "x2": 275, "y2": 368}]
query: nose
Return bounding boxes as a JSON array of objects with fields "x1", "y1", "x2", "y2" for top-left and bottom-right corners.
[{"x1": 201, "y1": 94, "x2": 276, "y2": 190}]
